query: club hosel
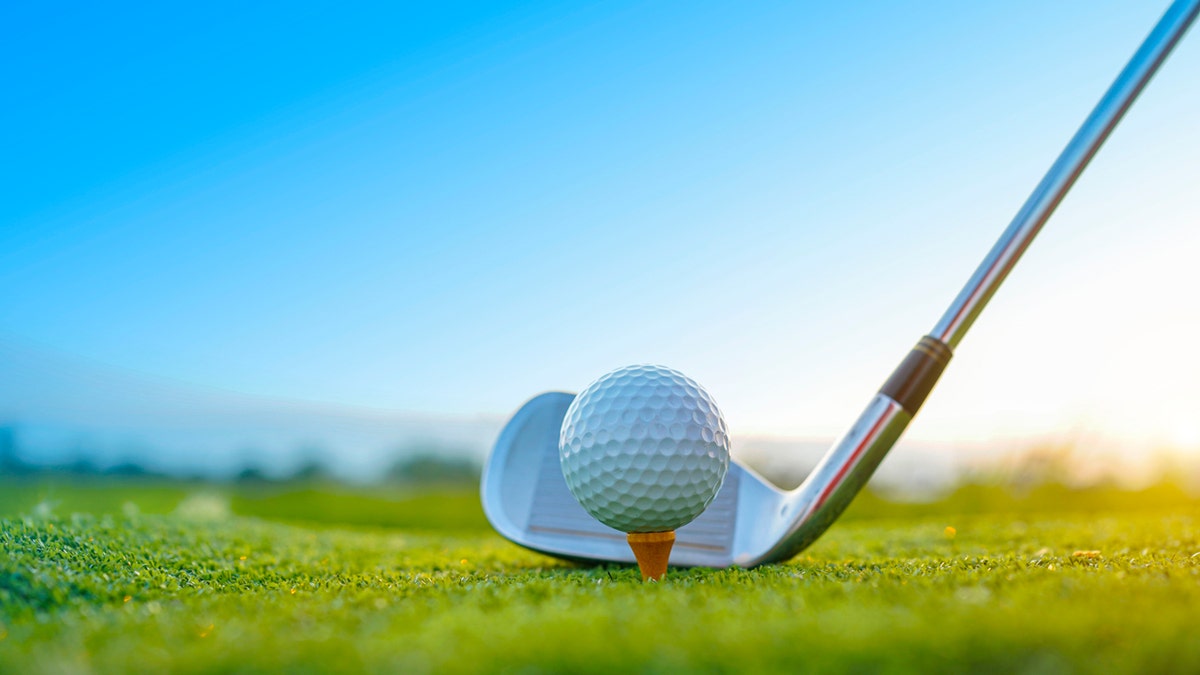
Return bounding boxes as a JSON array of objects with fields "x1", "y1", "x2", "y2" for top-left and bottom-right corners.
[
  {"x1": 759, "y1": 393, "x2": 912, "y2": 565},
  {"x1": 879, "y1": 336, "x2": 953, "y2": 416},
  {"x1": 758, "y1": 336, "x2": 954, "y2": 564}
]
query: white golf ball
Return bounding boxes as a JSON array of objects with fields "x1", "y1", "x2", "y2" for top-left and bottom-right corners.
[{"x1": 559, "y1": 364, "x2": 730, "y2": 533}]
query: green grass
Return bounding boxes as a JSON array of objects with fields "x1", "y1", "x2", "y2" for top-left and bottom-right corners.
[{"x1": 2, "y1": 481, "x2": 1199, "y2": 673}]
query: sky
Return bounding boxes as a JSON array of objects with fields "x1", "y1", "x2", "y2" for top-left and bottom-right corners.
[{"x1": 2, "y1": 1, "x2": 1198, "y2": 471}]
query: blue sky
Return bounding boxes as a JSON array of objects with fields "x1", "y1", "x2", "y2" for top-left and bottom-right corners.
[{"x1": 2, "y1": 1, "x2": 1198, "y2": 459}]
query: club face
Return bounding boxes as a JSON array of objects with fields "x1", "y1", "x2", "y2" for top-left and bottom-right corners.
[{"x1": 481, "y1": 392, "x2": 789, "y2": 568}]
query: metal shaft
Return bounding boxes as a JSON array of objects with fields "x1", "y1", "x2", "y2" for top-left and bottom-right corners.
[
  {"x1": 757, "y1": 0, "x2": 1199, "y2": 565},
  {"x1": 930, "y1": 0, "x2": 1200, "y2": 349}
]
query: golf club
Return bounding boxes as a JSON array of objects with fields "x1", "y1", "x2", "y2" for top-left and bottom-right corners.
[{"x1": 481, "y1": 0, "x2": 1200, "y2": 568}]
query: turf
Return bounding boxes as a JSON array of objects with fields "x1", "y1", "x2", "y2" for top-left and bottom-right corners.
[{"x1": 2, "y1": 485, "x2": 1199, "y2": 673}]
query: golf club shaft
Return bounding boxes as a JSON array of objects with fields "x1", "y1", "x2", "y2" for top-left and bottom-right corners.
[
  {"x1": 762, "y1": 0, "x2": 1198, "y2": 564},
  {"x1": 930, "y1": 0, "x2": 1200, "y2": 350}
]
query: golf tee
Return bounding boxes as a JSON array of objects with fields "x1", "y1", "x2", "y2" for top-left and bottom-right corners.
[{"x1": 627, "y1": 531, "x2": 675, "y2": 581}]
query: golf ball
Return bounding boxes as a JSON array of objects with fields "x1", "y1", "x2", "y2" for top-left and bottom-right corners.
[{"x1": 559, "y1": 364, "x2": 730, "y2": 533}]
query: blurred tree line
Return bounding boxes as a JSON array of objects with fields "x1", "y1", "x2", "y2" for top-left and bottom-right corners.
[
  {"x1": 233, "y1": 450, "x2": 480, "y2": 486},
  {"x1": 0, "y1": 426, "x2": 481, "y2": 487}
]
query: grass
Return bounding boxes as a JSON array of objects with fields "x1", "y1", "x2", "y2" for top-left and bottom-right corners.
[{"x1": 2, "y1": 480, "x2": 1199, "y2": 673}]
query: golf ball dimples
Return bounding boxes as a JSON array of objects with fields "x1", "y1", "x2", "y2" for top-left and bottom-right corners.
[{"x1": 559, "y1": 364, "x2": 730, "y2": 533}]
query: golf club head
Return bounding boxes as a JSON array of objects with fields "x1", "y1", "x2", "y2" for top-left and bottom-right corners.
[
  {"x1": 481, "y1": 392, "x2": 790, "y2": 568},
  {"x1": 481, "y1": 389, "x2": 912, "y2": 568}
]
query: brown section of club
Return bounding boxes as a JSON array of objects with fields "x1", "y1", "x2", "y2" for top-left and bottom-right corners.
[{"x1": 626, "y1": 531, "x2": 675, "y2": 581}]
